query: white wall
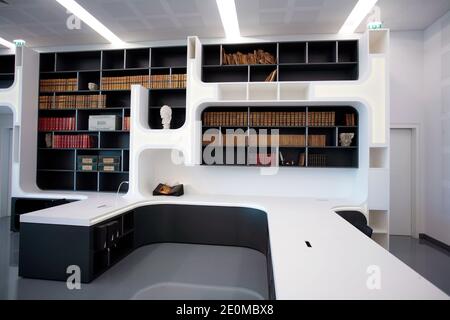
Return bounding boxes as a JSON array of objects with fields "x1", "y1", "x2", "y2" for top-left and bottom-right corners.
[
  {"x1": 0, "y1": 113, "x2": 13, "y2": 217},
  {"x1": 390, "y1": 22, "x2": 450, "y2": 245},
  {"x1": 423, "y1": 11, "x2": 450, "y2": 245},
  {"x1": 390, "y1": 31, "x2": 424, "y2": 124},
  {"x1": 389, "y1": 31, "x2": 426, "y2": 236}
]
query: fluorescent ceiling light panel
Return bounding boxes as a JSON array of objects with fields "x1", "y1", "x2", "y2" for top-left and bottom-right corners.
[
  {"x1": 216, "y1": 0, "x2": 240, "y2": 39},
  {"x1": 339, "y1": 0, "x2": 378, "y2": 34},
  {"x1": 55, "y1": 0, "x2": 124, "y2": 45},
  {"x1": 0, "y1": 36, "x2": 15, "y2": 49}
]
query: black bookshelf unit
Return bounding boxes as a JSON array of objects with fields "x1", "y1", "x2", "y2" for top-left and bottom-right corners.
[
  {"x1": 202, "y1": 40, "x2": 358, "y2": 82},
  {"x1": 0, "y1": 54, "x2": 15, "y2": 88},
  {"x1": 36, "y1": 46, "x2": 186, "y2": 192},
  {"x1": 201, "y1": 106, "x2": 358, "y2": 168}
]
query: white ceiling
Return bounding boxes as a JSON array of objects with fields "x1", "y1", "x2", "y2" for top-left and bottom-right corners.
[{"x1": 0, "y1": 0, "x2": 449, "y2": 48}]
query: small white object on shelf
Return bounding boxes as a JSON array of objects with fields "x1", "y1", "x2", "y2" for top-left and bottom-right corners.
[
  {"x1": 339, "y1": 133, "x2": 354, "y2": 147},
  {"x1": 160, "y1": 105, "x2": 172, "y2": 129},
  {"x1": 88, "y1": 82, "x2": 98, "y2": 91}
]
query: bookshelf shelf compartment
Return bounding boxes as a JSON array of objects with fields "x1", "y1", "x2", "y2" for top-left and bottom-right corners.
[
  {"x1": 56, "y1": 51, "x2": 101, "y2": 72},
  {"x1": 202, "y1": 40, "x2": 359, "y2": 82},
  {"x1": 76, "y1": 172, "x2": 98, "y2": 192},
  {"x1": 37, "y1": 171, "x2": 74, "y2": 191},
  {"x1": 0, "y1": 54, "x2": 15, "y2": 89},
  {"x1": 149, "y1": 107, "x2": 185, "y2": 129},
  {"x1": 308, "y1": 41, "x2": 336, "y2": 63},
  {"x1": 338, "y1": 41, "x2": 358, "y2": 63},
  {"x1": 203, "y1": 45, "x2": 221, "y2": 66},
  {"x1": 40, "y1": 53, "x2": 55, "y2": 72},
  {"x1": 151, "y1": 46, "x2": 187, "y2": 68},
  {"x1": 125, "y1": 48, "x2": 150, "y2": 69},
  {"x1": 202, "y1": 65, "x2": 248, "y2": 83},
  {"x1": 201, "y1": 106, "x2": 359, "y2": 168},
  {"x1": 249, "y1": 65, "x2": 278, "y2": 82},
  {"x1": 279, "y1": 42, "x2": 307, "y2": 64},
  {"x1": 35, "y1": 45, "x2": 186, "y2": 192},
  {"x1": 102, "y1": 50, "x2": 125, "y2": 70}
]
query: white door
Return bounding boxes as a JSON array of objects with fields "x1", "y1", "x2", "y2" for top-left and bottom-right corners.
[{"x1": 390, "y1": 128, "x2": 413, "y2": 236}]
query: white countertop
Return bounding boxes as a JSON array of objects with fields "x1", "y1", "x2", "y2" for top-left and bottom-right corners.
[{"x1": 20, "y1": 193, "x2": 448, "y2": 300}]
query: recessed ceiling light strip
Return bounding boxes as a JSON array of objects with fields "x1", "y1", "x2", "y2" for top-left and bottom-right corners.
[
  {"x1": 216, "y1": 0, "x2": 241, "y2": 39},
  {"x1": 0, "y1": 36, "x2": 15, "y2": 49},
  {"x1": 339, "y1": 0, "x2": 378, "y2": 34},
  {"x1": 55, "y1": 0, "x2": 124, "y2": 45}
]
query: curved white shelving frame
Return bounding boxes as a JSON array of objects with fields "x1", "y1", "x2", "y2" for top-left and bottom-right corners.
[{"x1": 5, "y1": 30, "x2": 391, "y2": 248}]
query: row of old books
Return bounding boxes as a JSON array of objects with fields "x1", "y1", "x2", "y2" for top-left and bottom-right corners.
[
  {"x1": 248, "y1": 134, "x2": 306, "y2": 147},
  {"x1": 345, "y1": 113, "x2": 356, "y2": 126},
  {"x1": 101, "y1": 74, "x2": 187, "y2": 90},
  {"x1": 51, "y1": 134, "x2": 96, "y2": 149},
  {"x1": 40, "y1": 78, "x2": 77, "y2": 92},
  {"x1": 123, "y1": 116, "x2": 130, "y2": 131},
  {"x1": 39, "y1": 95, "x2": 106, "y2": 109},
  {"x1": 222, "y1": 49, "x2": 276, "y2": 65},
  {"x1": 308, "y1": 135, "x2": 327, "y2": 147},
  {"x1": 203, "y1": 111, "x2": 248, "y2": 127},
  {"x1": 203, "y1": 134, "x2": 312, "y2": 148},
  {"x1": 39, "y1": 117, "x2": 76, "y2": 131},
  {"x1": 102, "y1": 75, "x2": 148, "y2": 90},
  {"x1": 308, "y1": 112, "x2": 335, "y2": 127},
  {"x1": 146, "y1": 74, "x2": 186, "y2": 89},
  {"x1": 308, "y1": 154, "x2": 327, "y2": 167},
  {"x1": 250, "y1": 112, "x2": 307, "y2": 127}
]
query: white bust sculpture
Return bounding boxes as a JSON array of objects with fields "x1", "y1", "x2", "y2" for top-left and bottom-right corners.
[{"x1": 160, "y1": 105, "x2": 172, "y2": 129}]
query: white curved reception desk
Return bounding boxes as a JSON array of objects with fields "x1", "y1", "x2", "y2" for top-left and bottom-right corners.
[{"x1": 19, "y1": 193, "x2": 448, "y2": 300}]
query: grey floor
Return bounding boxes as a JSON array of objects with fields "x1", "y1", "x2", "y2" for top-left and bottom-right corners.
[
  {"x1": 389, "y1": 235, "x2": 450, "y2": 296},
  {"x1": 1, "y1": 216, "x2": 449, "y2": 299},
  {"x1": 0, "y1": 216, "x2": 268, "y2": 300}
]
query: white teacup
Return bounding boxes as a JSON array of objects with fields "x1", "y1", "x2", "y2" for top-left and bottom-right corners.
[{"x1": 88, "y1": 82, "x2": 98, "y2": 91}]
